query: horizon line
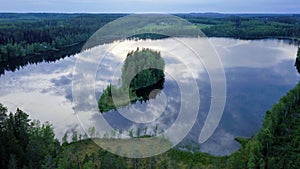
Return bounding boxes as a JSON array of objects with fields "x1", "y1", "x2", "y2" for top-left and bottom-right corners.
[{"x1": 0, "y1": 11, "x2": 299, "y2": 15}]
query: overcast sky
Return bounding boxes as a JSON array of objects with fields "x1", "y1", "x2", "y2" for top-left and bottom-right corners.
[{"x1": 1, "y1": 0, "x2": 300, "y2": 13}]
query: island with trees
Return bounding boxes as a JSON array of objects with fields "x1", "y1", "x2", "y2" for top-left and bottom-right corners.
[{"x1": 98, "y1": 48, "x2": 165, "y2": 113}]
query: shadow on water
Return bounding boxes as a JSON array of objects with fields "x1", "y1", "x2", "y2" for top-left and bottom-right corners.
[
  {"x1": 132, "y1": 72, "x2": 165, "y2": 103},
  {"x1": 295, "y1": 48, "x2": 300, "y2": 74},
  {"x1": 0, "y1": 42, "x2": 84, "y2": 76}
]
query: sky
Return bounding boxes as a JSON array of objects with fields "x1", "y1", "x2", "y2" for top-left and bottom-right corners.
[{"x1": 1, "y1": 0, "x2": 300, "y2": 13}]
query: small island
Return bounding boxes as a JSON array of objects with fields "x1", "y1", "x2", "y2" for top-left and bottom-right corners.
[{"x1": 98, "y1": 48, "x2": 165, "y2": 113}]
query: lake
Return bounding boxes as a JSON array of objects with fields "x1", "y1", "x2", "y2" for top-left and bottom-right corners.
[{"x1": 0, "y1": 38, "x2": 298, "y2": 155}]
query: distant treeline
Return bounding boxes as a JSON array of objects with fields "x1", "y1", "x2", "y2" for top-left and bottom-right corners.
[
  {"x1": 181, "y1": 14, "x2": 300, "y2": 40},
  {"x1": 0, "y1": 13, "x2": 300, "y2": 75},
  {"x1": 0, "y1": 14, "x2": 124, "y2": 75}
]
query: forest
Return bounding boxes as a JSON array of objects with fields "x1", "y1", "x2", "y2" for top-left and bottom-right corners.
[
  {"x1": 226, "y1": 80, "x2": 300, "y2": 168},
  {"x1": 98, "y1": 48, "x2": 165, "y2": 113},
  {"x1": 0, "y1": 102, "x2": 228, "y2": 168},
  {"x1": 1, "y1": 13, "x2": 300, "y2": 75},
  {"x1": 0, "y1": 13, "x2": 123, "y2": 75}
]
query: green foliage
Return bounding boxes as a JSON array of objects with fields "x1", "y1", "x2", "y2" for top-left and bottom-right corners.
[
  {"x1": 8, "y1": 154, "x2": 17, "y2": 169},
  {"x1": 198, "y1": 15, "x2": 300, "y2": 40},
  {"x1": 1, "y1": 13, "x2": 300, "y2": 76},
  {"x1": 98, "y1": 48, "x2": 165, "y2": 113},
  {"x1": 62, "y1": 132, "x2": 68, "y2": 145},
  {"x1": 0, "y1": 13, "x2": 123, "y2": 76},
  {"x1": 0, "y1": 14, "x2": 122, "y2": 59},
  {"x1": 56, "y1": 138, "x2": 228, "y2": 169},
  {"x1": 227, "y1": 82, "x2": 300, "y2": 168},
  {"x1": 0, "y1": 103, "x2": 228, "y2": 169},
  {"x1": 0, "y1": 103, "x2": 60, "y2": 169},
  {"x1": 122, "y1": 48, "x2": 164, "y2": 89},
  {"x1": 72, "y1": 131, "x2": 78, "y2": 142},
  {"x1": 98, "y1": 84, "x2": 139, "y2": 112}
]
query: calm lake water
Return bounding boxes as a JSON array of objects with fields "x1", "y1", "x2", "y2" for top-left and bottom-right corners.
[{"x1": 0, "y1": 38, "x2": 299, "y2": 155}]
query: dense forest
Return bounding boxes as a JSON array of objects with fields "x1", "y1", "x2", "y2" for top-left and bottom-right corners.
[
  {"x1": 1, "y1": 13, "x2": 300, "y2": 75},
  {"x1": 0, "y1": 102, "x2": 228, "y2": 169},
  {"x1": 227, "y1": 81, "x2": 300, "y2": 168},
  {"x1": 98, "y1": 48, "x2": 165, "y2": 113},
  {"x1": 177, "y1": 13, "x2": 300, "y2": 40},
  {"x1": 121, "y1": 48, "x2": 164, "y2": 90},
  {"x1": 0, "y1": 104, "x2": 60, "y2": 169},
  {"x1": 0, "y1": 13, "x2": 124, "y2": 75},
  {"x1": 1, "y1": 80, "x2": 300, "y2": 168},
  {"x1": 0, "y1": 13, "x2": 123, "y2": 60}
]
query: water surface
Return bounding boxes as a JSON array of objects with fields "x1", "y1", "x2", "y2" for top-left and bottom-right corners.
[{"x1": 0, "y1": 38, "x2": 298, "y2": 155}]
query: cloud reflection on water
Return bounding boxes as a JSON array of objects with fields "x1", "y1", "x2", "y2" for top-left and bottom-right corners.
[{"x1": 0, "y1": 38, "x2": 298, "y2": 155}]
